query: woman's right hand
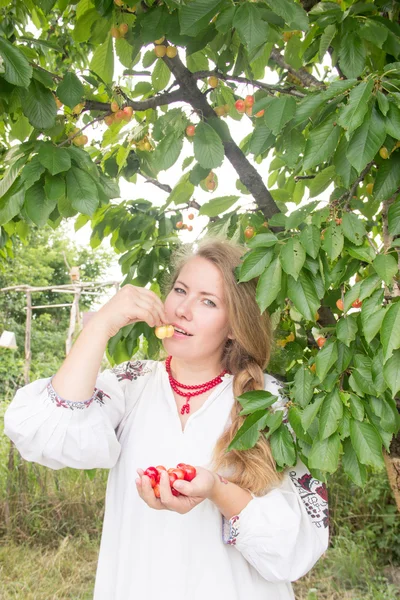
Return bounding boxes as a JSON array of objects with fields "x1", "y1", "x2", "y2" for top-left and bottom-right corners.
[{"x1": 92, "y1": 284, "x2": 168, "y2": 339}]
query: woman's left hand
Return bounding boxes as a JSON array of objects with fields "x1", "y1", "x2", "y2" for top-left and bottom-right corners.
[{"x1": 135, "y1": 466, "x2": 216, "y2": 514}]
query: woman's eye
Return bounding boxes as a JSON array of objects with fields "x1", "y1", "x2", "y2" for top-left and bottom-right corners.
[
  {"x1": 174, "y1": 287, "x2": 185, "y2": 294},
  {"x1": 204, "y1": 299, "x2": 216, "y2": 308}
]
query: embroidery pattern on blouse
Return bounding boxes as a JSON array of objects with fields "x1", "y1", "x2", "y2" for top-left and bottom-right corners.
[
  {"x1": 47, "y1": 380, "x2": 110, "y2": 411},
  {"x1": 222, "y1": 514, "x2": 240, "y2": 545},
  {"x1": 289, "y1": 471, "x2": 329, "y2": 529},
  {"x1": 111, "y1": 360, "x2": 152, "y2": 382}
]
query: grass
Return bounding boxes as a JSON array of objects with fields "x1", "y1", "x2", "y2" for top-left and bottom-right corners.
[{"x1": 0, "y1": 442, "x2": 399, "y2": 599}]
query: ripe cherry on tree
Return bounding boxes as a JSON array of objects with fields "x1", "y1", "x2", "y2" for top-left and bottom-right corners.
[
  {"x1": 336, "y1": 299, "x2": 344, "y2": 311},
  {"x1": 154, "y1": 45, "x2": 166, "y2": 57},
  {"x1": 185, "y1": 125, "x2": 196, "y2": 137},
  {"x1": 166, "y1": 46, "x2": 177, "y2": 58},
  {"x1": 316, "y1": 337, "x2": 326, "y2": 348},
  {"x1": 235, "y1": 99, "x2": 245, "y2": 113},
  {"x1": 244, "y1": 226, "x2": 255, "y2": 239}
]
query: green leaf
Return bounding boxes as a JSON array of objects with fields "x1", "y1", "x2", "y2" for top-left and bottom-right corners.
[
  {"x1": 0, "y1": 180, "x2": 25, "y2": 225},
  {"x1": 361, "y1": 290, "x2": 386, "y2": 344},
  {"x1": 38, "y1": 143, "x2": 71, "y2": 175},
  {"x1": 24, "y1": 181, "x2": 58, "y2": 226},
  {"x1": 90, "y1": 33, "x2": 114, "y2": 84},
  {"x1": 383, "y1": 349, "x2": 400, "y2": 397},
  {"x1": 189, "y1": 163, "x2": 210, "y2": 185},
  {"x1": 309, "y1": 433, "x2": 341, "y2": 473},
  {"x1": 372, "y1": 253, "x2": 398, "y2": 286},
  {"x1": 308, "y1": 165, "x2": 335, "y2": 198},
  {"x1": 247, "y1": 232, "x2": 279, "y2": 248},
  {"x1": 237, "y1": 390, "x2": 278, "y2": 414},
  {"x1": 21, "y1": 80, "x2": 57, "y2": 129},
  {"x1": 265, "y1": 0, "x2": 309, "y2": 31},
  {"x1": 299, "y1": 225, "x2": 321, "y2": 259},
  {"x1": 199, "y1": 195, "x2": 238, "y2": 217},
  {"x1": 66, "y1": 166, "x2": 100, "y2": 216},
  {"x1": 319, "y1": 388, "x2": 343, "y2": 440},
  {"x1": 337, "y1": 80, "x2": 374, "y2": 134},
  {"x1": 166, "y1": 177, "x2": 194, "y2": 206},
  {"x1": 301, "y1": 395, "x2": 324, "y2": 431},
  {"x1": 238, "y1": 247, "x2": 274, "y2": 282},
  {"x1": 346, "y1": 104, "x2": 386, "y2": 174},
  {"x1": 350, "y1": 419, "x2": 384, "y2": 468},
  {"x1": 73, "y1": 8, "x2": 99, "y2": 43},
  {"x1": 264, "y1": 96, "x2": 296, "y2": 136},
  {"x1": 179, "y1": 0, "x2": 224, "y2": 37},
  {"x1": 0, "y1": 156, "x2": 27, "y2": 199},
  {"x1": 385, "y1": 101, "x2": 400, "y2": 140},
  {"x1": 316, "y1": 339, "x2": 338, "y2": 381},
  {"x1": 374, "y1": 153, "x2": 400, "y2": 202},
  {"x1": 292, "y1": 365, "x2": 314, "y2": 408},
  {"x1": 233, "y1": 3, "x2": 270, "y2": 54},
  {"x1": 193, "y1": 122, "x2": 224, "y2": 169},
  {"x1": 376, "y1": 90, "x2": 389, "y2": 116},
  {"x1": 269, "y1": 424, "x2": 297, "y2": 468},
  {"x1": 319, "y1": 24, "x2": 336, "y2": 61},
  {"x1": 381, "y1": 301, "x2": 400, "y2": 363},
  {"x1": 0, "y1": 38, "x2": 32, "y2": 87},
  {"x1": 153, "y1": 134, "x2": 183, "y2": 171},
  {"x1": 322, "y1": 221, "x2": 344, "y2": 261},
  {"x1": 341, "y1": 212, "x2": 367, "y2": 246},
  {"x1": 44, "y1": 174, "x2": 65, "y2": 201},
  {"x1": 303, "y1": 113, "x2": 341, "y2": 171},
  {"x1": 9, "y1": 114, "x2": 33, "y2": 142},
  {"x1": 288, "y1": 406, "x2": 313, "y2": 444},
  {"x1": 287, "y1": 271, "x2": 320, "y2": 321},
  {"x1": 334, "y1": 135, "x2": 358, "y2": 188},
  {"x1": 349, "y1": 394, "x2": 365, "y2": 421},
  {"x1": 151, "y1": 58, "x2": 171, "y2": 92},
  {"x1": 20, "y1": 156, "x2": 45, "y2": 189},
  {"x1": 342, "y1": 438, "x2": 367, "y2": 487},
  {"x1": 263, "y1": 411, "x2": 284, "y2": 440},
  {"x1": 227, "y1": 409, "x2": 270, "y2": 451},
  {"x1": 115, "y1": 37, "x2": 135, "y2": 69},
  {"x1": 280, "y1": 237, "x2": 306, "y2": 281},
  {"x1": 256, "y1": 257, "x2": 282, "y2": 313},
  {"x1": 56, "y1": 72, "x2": 84, "y2": 108},
  {"x1": 388, "y1": 198, "x2": 400, "y2": 237},
  {"x1": 338, "y1": 32, "x2": 366, "y2": 79},
  {"x1": 358, "y1": 18, "x2": 388, "y2": 48},
  {"x1": 336, "y1": 314, "x2": 358, "y2": 347}
]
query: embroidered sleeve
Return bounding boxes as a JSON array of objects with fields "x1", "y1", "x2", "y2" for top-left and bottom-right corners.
[
  {"x1": 222, "y1": 514, "x2": 240, "y2": 545},
  {"x1": 288, "y1": 470, "x2": 329, "y2": 530},
  {"x1": 47, "y1": 376, "x2": 111, "y2": 410}
]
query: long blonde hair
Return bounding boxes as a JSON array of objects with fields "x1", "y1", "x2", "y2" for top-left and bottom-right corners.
[{"x1": 162, "y1": 236, "x2": 284, "y2": 496}]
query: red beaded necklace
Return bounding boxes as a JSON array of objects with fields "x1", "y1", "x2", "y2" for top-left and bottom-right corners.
[{"x1": 165, "y1": 355, "x2": 230, "y2": 415}]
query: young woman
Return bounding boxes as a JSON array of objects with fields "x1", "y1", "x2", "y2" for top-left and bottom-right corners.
[{"x1": 4, "y1": 237, "x2": 329, "y2": 600}]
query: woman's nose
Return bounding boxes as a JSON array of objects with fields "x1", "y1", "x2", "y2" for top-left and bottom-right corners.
[{"x1": 176, "y1": 299, "x2": 192, "y2": 319}]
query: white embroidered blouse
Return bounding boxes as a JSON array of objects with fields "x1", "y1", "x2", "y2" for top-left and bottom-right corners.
[{"x1": 4, "y1": 359, "x2": 329, "y2": 600}]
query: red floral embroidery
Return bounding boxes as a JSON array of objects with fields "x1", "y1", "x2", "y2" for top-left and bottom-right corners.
[{"x1": 111, "y1": 360, "x2": 152, "y2": 382}]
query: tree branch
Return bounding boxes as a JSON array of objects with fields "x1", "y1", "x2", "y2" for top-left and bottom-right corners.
[
  {"x1": 270, "y1": 48, "x2": 324, "y2": 89},
  {"x1": 57, "y1": 115, "x2": 106, "y2": 147},
  {"x1": 140, "y1": 173, "x2": 172, "y2": 194},
  {"x1": 161, "y1": 53, "x2": 281, "y2": 220},
  {"x1": 192, "y1": 71, "x2": 306, "y2": 98},
  {"x1": 30, "y1": 62, "x2": 62, "y2": 82},
  {"x1": 84, "y1": 89, "x2": 184, "y2": 113}
]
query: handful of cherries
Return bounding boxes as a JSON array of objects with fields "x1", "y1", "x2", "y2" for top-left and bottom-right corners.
[{"x1": 144, "y1": 463, "x2": 197, "y2": 498}]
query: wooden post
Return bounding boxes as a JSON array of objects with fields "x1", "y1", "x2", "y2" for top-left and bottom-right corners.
[
  {"x1": 66, "y1": 289, "x2": 81, "y2": 355},
  {"x1": 24, "y1": 291, "x2": 32, "y2": 385}
]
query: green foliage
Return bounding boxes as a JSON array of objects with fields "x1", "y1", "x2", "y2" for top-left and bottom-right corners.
[{"x1": 0, "y1": 0, "x2": 399, "y2": 484}]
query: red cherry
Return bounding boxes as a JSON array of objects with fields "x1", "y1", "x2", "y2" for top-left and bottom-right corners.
[
  {"x1": 171, "y1": 468, "x2": 186, "y2": 480},
  {"x1": 235, "y1": 99, "x2": 245, "y2": 113},
  {"x1": 144, "y1": 466, "x2": 158, "y2": 486},
  {"x1": 183, "y1": 464, "x2": 196, "y2": 482},
  {"x1": 154, "y1": 484, "x2": 161, "y2": 498},
  {"x1": 168, "y1": 472, "x2": 178, "y2": 486}
]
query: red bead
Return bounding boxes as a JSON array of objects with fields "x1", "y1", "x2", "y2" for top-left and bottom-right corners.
[{"x1": 165, "y1": 356, "x2": 230, "y2": 415}]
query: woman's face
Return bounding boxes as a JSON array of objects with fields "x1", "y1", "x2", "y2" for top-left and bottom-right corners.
[{"x1": 163, "y1": 256, "x2": 232, "y2": 363}]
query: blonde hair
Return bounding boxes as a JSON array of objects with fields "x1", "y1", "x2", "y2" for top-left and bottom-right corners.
[{"x1": 162, "y1": 236, "x2": 284, "y2": 496}]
